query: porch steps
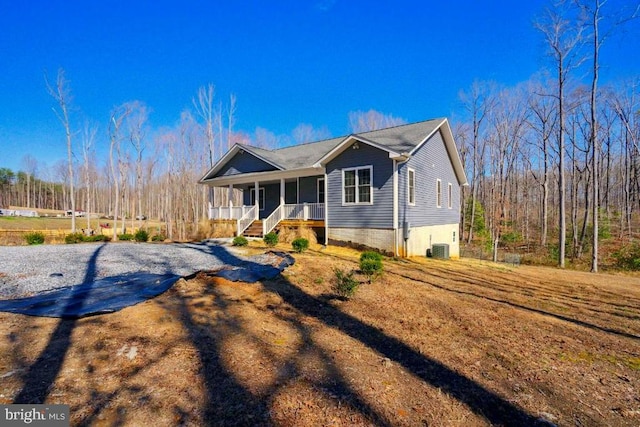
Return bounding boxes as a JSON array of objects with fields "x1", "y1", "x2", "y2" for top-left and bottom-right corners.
[{"x1": 242, "y1": 220, "x2": 263, "y2": 238}]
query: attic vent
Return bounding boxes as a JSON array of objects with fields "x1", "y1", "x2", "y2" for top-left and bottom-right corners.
[{"x1": 431, "y1": 244, "x2": 449, "y2": 259}]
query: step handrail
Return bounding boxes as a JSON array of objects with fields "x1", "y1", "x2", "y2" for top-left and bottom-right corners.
[
  {"x1": 236, "y1": 205, "x2": 257, "y2": 236},
  {"x1": 263, "y1": 204, "x2": 283, "y2": 236}
]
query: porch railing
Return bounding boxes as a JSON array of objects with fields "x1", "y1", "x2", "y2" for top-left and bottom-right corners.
[
  {"x1": 236, "y1": 205, "x2": 258, "y2": 236},
  {"x1": 209, "y1": 206, "x2": 246, "y2": 220},
  {"x1": 263, "y1": 203, "x2": 325, "y2": 235}
]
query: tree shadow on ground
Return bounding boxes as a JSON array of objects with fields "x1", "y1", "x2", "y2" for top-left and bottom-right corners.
[
  {"x1": 13, "y1": 243, "x2": 106, "y2": 404},
  {"x1": 183, "y1": 243, "x2": 542, "y2": 425}
]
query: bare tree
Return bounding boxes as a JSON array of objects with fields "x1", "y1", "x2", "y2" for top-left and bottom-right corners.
[
  {"x1": 46, "y1": 69, "x2": 77, "y2": 232},
  {"x1": 575, "y1": 0, "x2": 639, "y2": 272},
  {"x1": 535, "y1": 2, "x2": 585, "y2": 268},
  {"x1": 125, "y1": 101, "x2": 149, "y2": 228},
  {"x1": 81, "y1": 122, "x2": 97, "y2": 229},
  {"x1": 108, "y1": 104, "x2": 132, "y2": 240},
  {"x1": 459, "y1": 81, "x2": 495, "y2": 244},
  {"x1": 348, "y1": 110, "x2": 407, "y2": 133},
  {"x1": 527, "y1": 76, "x2": 559, "y2": 247},
  {"x1": 193, "y1": 84, "x2": 217, "y2": 166}
]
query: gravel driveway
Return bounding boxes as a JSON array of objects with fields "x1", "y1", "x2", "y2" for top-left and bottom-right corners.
[{"x1": 0, "y1": 241, "x2": 242, "y2": 298}]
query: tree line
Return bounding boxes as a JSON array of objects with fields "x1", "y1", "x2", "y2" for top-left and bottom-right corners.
[{"x1": 456, "y1": 0, "x2": 639, "y2": 270}]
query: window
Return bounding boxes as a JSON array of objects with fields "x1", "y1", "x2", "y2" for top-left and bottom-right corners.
[
  {"x1": 343, "y1": 166, "x2": 373, "y2": 204},
  {"x1": 448, "y1": 183, "x2": 453, "y2": 209},
  {"x1": 317, "y1": 178, "x2": 325, "y2": 204},
  {"x1": 453, "y1": 230, "x2": 456, "y2": 243},
  {"x1": 408, "y1": 168, "x2": 416, "y2": 205},
  {"x1": 436, "y1": 179, "x2": 442, "y2": 208},
  {"x1": 250, "y1": 187, "x2": 265, "y2": 211}
]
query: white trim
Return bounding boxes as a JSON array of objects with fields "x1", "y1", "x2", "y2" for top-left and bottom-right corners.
[
  {"x1": 317, "y1": 177, "x2": 325, "y2": 204},
  {"x1": 324, "y1": 172, "x2": 329, "y2": 245},
  {"x1": 393, "y1": 159, "x2": 398, "y2": 257},
  {"x1": 199, "y1": 144, "x2": 285, "y2": 182},
  {"x1": 436, "y1": 179, "x2": 442, "y2": 208},
  {"x1": 250, "y1": 187, "x2": 266, "y2": 211},
  {"x1": 296, "y1": 177, "x2": 300, "y2": 204},
  {"x1": 200, "y1": 166, "x2": 324, "y2": 187},
  {"x1": 408, "y1": 168, "x2": 416, "y2": 206},
  {"x1": 448, "y1": 182, "x2": 453, "y2": 209},
  {"x1": 341, "y1": 165, "x2": 374, "y2": 205}
]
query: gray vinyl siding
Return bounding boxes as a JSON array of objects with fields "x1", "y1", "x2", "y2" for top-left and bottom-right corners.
[
  {"x1": 398, "y1": 130, "x2": 460, "y2": 227},
  {"x1": 299, "y1": 175, "x2": 323, "y2": 203},
  {"x1": 285, "y1": 181, "x2": 297, "y2": 204},
  {"x1": 216, "y1": 152, "x2": 277, "y2": 177},
  {"x1": 326, "y1": 143, "x2": 393, "y2": 229}
]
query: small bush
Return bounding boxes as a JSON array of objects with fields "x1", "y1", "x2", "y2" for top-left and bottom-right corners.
[
  {"x1": 134, "y1": 229, "x2": 149, "y2": 242},
  {"x1": 65, "y1": 232, "x2": 85, "y2": 244},
  {"x1": 613, "y1": 242, "x2": 640, "y2": 271},
  {"x1": 24, "y1": 231, "x2": 45, "y2": 245},
  {"x1": 263, "y1": 231, "x2": 279, "y2": 247},
  {"x1": 118, "y1": 233, "x2": 134, "y2": 241},
  {"x1": 332, "y1": 268, "x2": 359, "y2": 298},
  {"x1": 152, "y1": 234, "x2": 166, "y2": 242},
  {"x1": 360, "y1": 251, "x2": 383, "y2": 282},
  {"x1": 292, "y1": 237, "x2": 309, "y2": 253},
  {"x1": 233, "y1": 235, "x2": 248, "y2": 246},
  {"x1": 360, "y1": 251, "x2": 383, "y2": 262},
  {"x1": 84, "y1": 234, "x2": 110, "y2": 242}
]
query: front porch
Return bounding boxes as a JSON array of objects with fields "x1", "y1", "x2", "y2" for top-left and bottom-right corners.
[{"x1": 209, "y1": 203, "x2": 325, "y2": 237}]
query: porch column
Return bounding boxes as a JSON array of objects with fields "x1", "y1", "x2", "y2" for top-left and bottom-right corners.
[
  {"x1": 228, "y1": 184, "x2": 233, "y2": 209},
  {"x1": 254, "y1": 181, "x2": 259, "y2": 219},
  {"x1": 280, "y1": 178, "x2": 285, "y2": 206}
]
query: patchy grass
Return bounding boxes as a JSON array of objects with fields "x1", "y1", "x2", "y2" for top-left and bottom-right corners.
[{"x1": 0, "y1": 245, "x2": 639, "y2": 426}]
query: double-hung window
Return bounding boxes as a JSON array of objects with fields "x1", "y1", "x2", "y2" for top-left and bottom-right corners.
[
  {"x1": 343, "y1": 166, "x2": 372, "y2": 204},
  {"x1": 448, "y1": 183, "x2": 453, "y2": 209},
  {"x1": 408, "y1": 168, "x2": 416, "y2": 205}
]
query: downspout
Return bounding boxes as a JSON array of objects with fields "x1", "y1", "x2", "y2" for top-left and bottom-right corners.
[
  {"x1": 324, "y1": 172, "x2": 329, "y2": 245},
  {"x1": 393, "y1": 159, "x2": 398, "y2": 257}
]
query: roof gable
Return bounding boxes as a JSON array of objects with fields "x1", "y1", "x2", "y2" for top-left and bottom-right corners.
[{"x1": 200, "y1": 118, "x2": 467, "y2": 186}]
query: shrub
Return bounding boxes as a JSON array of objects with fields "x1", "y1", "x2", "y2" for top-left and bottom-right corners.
[
  {"x1": 292, "y1": 237, "x2": 309, "y2": 253},
  {"x1": 263, "y1": 231, "x2": 278, "y2": 247},
  {"x1": 613, "y1": 242, "x2": 640, "y2": 271},
  {"x1": 134, "y1": 229, "x2": 149, "y2": 242},
  {"x1": 360, "y1": 251, "x2": 383, "y2": 282},
  {"x1": 233, "y1": 235, "x2": 248, "y2": 246},
  {"x1": 24, "y1": 231, "x2": 45, "y2": 245},
  {"x1": 65, "y1": 232, "x2": 85, "y2": 244},
  {"x1": 118, "y1": 233, "x2": 134, "y2": 241},
  {"x1": 332, "y1": 268, "x2": 359, "y2": 298},
  {"x1": 152, "y1": 234, "x2": 166, "y2": 242},
  {"x1": 84, "y1": 234, "x2": 109, "y2": 242}
]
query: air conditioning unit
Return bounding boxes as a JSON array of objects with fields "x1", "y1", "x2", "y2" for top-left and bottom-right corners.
[{"x1": 431, "y1": 243, "x2": 450, "y2": 259}]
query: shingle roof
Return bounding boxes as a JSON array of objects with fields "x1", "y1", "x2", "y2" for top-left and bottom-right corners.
[{"x1": 240, "y1": 118, "x2": 445, "y2": 170}]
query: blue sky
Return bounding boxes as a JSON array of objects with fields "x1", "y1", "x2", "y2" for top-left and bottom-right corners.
[{"x1": 1, "y1": 0, "x2": 638, "y2": 173}]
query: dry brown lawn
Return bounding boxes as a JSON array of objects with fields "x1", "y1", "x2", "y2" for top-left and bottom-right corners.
[{"x1": 0, "y1": 243, "x2": 639, "y2": 426}]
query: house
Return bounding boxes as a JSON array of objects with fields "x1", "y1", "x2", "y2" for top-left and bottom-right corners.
[{"x1": 199, "y1": 118, "x2": 468, "y2": 257}]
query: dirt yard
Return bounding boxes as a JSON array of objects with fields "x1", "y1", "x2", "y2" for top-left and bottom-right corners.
[{"x1": 0, "y1": 243, "x2": 639, "y2": 426}]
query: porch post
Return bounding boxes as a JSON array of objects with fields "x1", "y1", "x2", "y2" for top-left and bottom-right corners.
[
  {"x1": 228, "y1": 184, "x2": 233, "y2": 209},
  {"x1": 280, "y1": 178, "x2": 285, "y2": 206},
  {"x1": 254, "y1": 181, "x2": 259, "y2": 220},
  {"x1": 208, "y1": 189, "x2": 213, "y2": 219}
]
